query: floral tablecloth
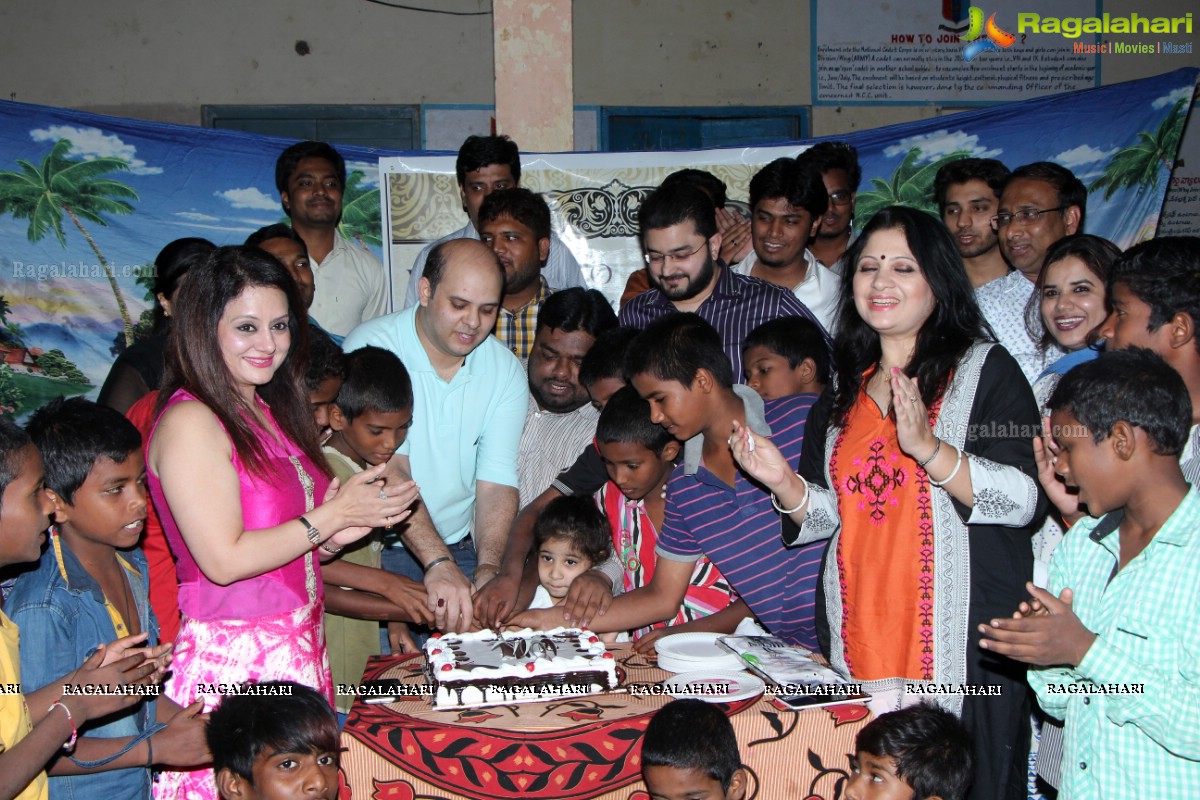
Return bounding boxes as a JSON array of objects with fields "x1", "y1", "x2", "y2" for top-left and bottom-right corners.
[{"x1": 340, "y1": 645, "x2": 870, "y2": 800}]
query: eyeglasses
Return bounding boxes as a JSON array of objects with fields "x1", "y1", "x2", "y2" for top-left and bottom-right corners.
[
  {"x1": 990, "y1": 207, "x2": 1064, "y2": 231},
  {"x1": 828, "y1": 190, "x2": 852, "y2": 207},
  {"x1": 644, "y1": 237, "x2": 710, "y2": 267}
]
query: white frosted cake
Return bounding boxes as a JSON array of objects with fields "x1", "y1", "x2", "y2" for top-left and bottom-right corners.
[{"x1": 424, "y1": 627, "x2": 618, "y2": 710}]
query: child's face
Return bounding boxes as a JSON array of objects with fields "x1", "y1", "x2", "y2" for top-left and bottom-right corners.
[
  {"x1": 217, "y1": 749, "x2": 340, "y2": 800},
  {"x1": 330, "y1": 407, "x2": 412, "y2": 468},
  {"x1": 1048, "y1": 408, "x2": 1124, "y2": 517},
  {"x1": 643, "y1": 765, "x2": 746, "y2": 800},
  {"x1": 845, "y1": 752, "x2": 915, "y2": 800},
  {"x1": 52, "y1": 451, "x2": 147, "y2": 551},
  {"x1": 743, "y1": 344, "x2": 810, "y2": 401},
  {"x1": 537, "y1": 536, "x2": 593, "y2": 601},
  {"x1": 587, "y1": 376, "x2": 626, "y2": 413},
  {"x1": 632, "y1": 373, "x2": 707, "y2": 442},
  {"x1": 308, "y1": 377, "x2": 343, "y2": 435},
  {"x1": 598, "y1": 439, "x2": 678, "y2": 502},
  {"x1": 0, "y1": 446, "x2": 54, "y2": 567},
  {"x1": 1097, "y1": 282, "x2": 1172, "y2": 354}
]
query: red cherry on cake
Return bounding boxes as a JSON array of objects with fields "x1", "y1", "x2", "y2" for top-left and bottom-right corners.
[
  {"x1": 440, "y1": 664, "x2": 452, "y2": 672},
  {"x1": 588, "y1": 636, "x2": 599, "y2": 643},
  {"x1": 602, "y1": 652, "x2": 614, "y2": 659},
  {"x1": 431, "y1": 632, "x2": 443, "y2": 639},
  {"x1": 431, "y1": 649, "x2": 442, "y2": 655},
  {"x1": 525, "y1": 662, "x2": 536, "y2": 672}
]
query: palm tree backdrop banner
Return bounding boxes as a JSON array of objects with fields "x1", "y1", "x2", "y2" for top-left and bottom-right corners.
[{"x1": 0, "y1": 67, "x2": 1195, "y2": 419}]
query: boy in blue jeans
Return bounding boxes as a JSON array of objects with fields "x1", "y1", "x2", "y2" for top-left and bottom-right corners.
[
  {"x1": 8, "y1": 398, "x2": 207, "y2": 799},
  {"x1": 981, "y1": 349, "x2": 1200, "y2": 797}
]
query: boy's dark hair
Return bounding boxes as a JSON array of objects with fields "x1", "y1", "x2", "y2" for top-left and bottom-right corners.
[
  {"x1": 456, "y1": 134, "x2": 521, "y2": 186},
  {"x1": 661, "y1": 169, "x2": 728, "y2": 208},
  {"x1": 579, "y1": 327, "x2": 640, "y2": 389},
  {"x1": 597, "y1": 386, "x2": 675, "y2": 456},
  {"x1": 537, "y1": 287, "x2": 618, "y2": 339},
  {"x1": 26, "y1": 398, "x2": 140, "y2": 505},
  {"x1": 0, "y1": 418, "x2": 34, "y2": 511},
  {"x1": 638, "y1": 181, "x2": 718, "y2": 243},
  {"x1": 478, "y1": 187, "x2": 552, "y2": 243},
  {"x1": 305, "y1": 324, "x2": 346, "y2": 393},
  {"x1": 856, "y1": 703, "x2": 974, "y2": 800},
  {"x1": 1049, "y1": 348, "x2": 1191, "y2": 456},
  {"x1": 245, "y1": 224, "x2": 309, "y2": 255},
  {"x1": 532, "y1": 495, "x2": 611, "y2": 566},
  {"x1": 336, "y1": 346, "x2": 413, "y2": 422},
  {"x1": 933, "y1": 158, "x2": 1011, "y2": 211},
  {"x1": 1008, "y1": 161, "x2": 1088, "y2": 231},
  {"x1": 1107, "y1": 236, "x2": 1200, "y2": 354},
  {"x1": 627, "y1": 313, "x2": 734, "y2": 389},
  {"x1": 743, "y1": 317, "x2": 831, "y2": 385},
  {"x1": 274, "y1": 141, "x2": 346, "y2": 197},
  {"x1": 749, "y1": 157, "x2": 828, "y2": 220},
  {"x1": 798, "y1": 141, "x2": 862, "y2": 191},
  {"x1": 206, "y1": 681, "x2": 340, "y2": 782},
  {"x1": 642, "y1": 699, "x2": 742, "y2": 791}
]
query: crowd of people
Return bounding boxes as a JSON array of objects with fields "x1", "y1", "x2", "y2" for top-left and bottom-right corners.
[{"x1": 0, "y1": 130, "x2": 1196, "y2": 800}]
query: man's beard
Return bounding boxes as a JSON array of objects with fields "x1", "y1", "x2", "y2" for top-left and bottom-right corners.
[{"x1": 652, "y1": 253, "x2": 716, "y2": 302}]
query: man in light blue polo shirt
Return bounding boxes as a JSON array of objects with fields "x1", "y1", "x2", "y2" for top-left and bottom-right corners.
[{"x1": 344, "y1": 238, "x2": 528, "y2": 633}]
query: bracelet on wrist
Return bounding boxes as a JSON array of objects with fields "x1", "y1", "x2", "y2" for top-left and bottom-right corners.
[
  {"x1": 319, "y1": 542, "x2": 344, "y2": 555},
  {"x1": 49, "y1": 700, "x2": 77, "y2": 752},
  {"x1": 928, "y1": 446, "x2": 965, "y2": 487},
  {"x1": 916, "y1": 438, "x2": 942, "y2": 469},
  {"x1": 299, "y1": 515, "x2": 321, "y2": 548},
  {"x1": 770, "y1": 473, "x2": 810, "y2": 515},
  {"x1": 424, "y1": 555, "x2": 453, "y2": 573}
]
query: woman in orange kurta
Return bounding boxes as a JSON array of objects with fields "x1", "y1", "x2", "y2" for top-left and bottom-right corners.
[{"x1": 731, "y1": 207, "x2": 1046, "y2": 800}]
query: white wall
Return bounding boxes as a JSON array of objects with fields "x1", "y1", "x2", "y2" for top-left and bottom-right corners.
[{"x1": 0, "y1": 0, "x2": 1194, "y2": 137}]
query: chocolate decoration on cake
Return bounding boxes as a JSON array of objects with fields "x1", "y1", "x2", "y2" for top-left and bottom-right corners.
[{"x1": 424, "y1": 628, "x2": 618, "y2": 710}]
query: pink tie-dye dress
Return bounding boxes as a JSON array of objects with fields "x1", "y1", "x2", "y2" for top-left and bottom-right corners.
[{"x1": 148, "y1": 389, "x2": 332, "y2": 800}]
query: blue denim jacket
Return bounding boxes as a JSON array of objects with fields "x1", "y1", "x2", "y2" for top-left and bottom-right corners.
[{"x1": 6, "y1": 533, "x2": 158, "y2": 800}]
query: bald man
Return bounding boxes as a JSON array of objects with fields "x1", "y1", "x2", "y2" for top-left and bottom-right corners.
[{"x1": 344, "y1": 239, "x2": 529, "y2": 633}]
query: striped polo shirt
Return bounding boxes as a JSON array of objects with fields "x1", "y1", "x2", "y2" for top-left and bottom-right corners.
[
  {"x1": 655, "y1": 387, "x2": 824, "y2": 649},
  {"x1": 618, "y1": 264, "x2": 832, "y2": 382}
]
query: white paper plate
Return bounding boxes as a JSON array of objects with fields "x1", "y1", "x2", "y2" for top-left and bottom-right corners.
[
  {"x1": 654, "y1": 633, "x2": 746, "y2": 672},
  {"x1": 663, "y1": 671, "x2": 766, "y2": 703}
]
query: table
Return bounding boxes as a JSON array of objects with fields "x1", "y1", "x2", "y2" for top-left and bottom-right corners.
[{"x1": 340, "y1": 645, "x2": 871, "y2": 800}]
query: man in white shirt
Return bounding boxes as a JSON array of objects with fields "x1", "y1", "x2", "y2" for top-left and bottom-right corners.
[
  {"x1": 404, "y1": 135, "x2": 586, "y2": 308},
  {"x1": 977, "y1": 161, "x2": 1086, "y2": 384},
  {"x1": 276, "y1": 141, "x2": 388, "y2": 337},
  {"x1": 732, "y1": 157, "x2": 838, "y2": 334}
]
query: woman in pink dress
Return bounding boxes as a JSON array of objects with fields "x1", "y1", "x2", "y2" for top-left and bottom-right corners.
[{"x1": 146, "y1": 247, "x2": 416, "y2": 799}]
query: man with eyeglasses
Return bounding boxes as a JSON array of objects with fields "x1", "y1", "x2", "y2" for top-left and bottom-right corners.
[
  {"x1": 797, "y1": 141, "x2": 861, "y2": 272},
  {"x1": 730, "y1": 157, "x2": 839, "y2": 333},
  {"x1": 996, "y1": 162, "x2": 1086, "y2": 281},
  {"x1": 619, "y1": 181, "x2": 830, "y2": 381},
  {"x1": 975, "y1": 161, "x2": 1087, "y2": 385}
]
